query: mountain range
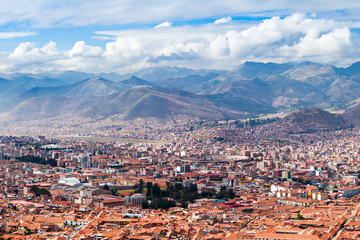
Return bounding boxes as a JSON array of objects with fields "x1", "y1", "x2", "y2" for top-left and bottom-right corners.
[{"x1": 2, "y1": 61, "x2": 360, "y2": 126}]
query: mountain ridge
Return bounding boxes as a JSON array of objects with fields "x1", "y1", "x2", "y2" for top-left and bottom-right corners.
[{"x1": 0, "y1": 61, "x2": 360, "y2": 127}]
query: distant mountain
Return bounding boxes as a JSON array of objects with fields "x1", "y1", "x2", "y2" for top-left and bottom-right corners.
[
  {"x1": 279, "y1": 62, "x2": 342, "y2": 89},
  {"x1": 129, "y1": 66, "x2": 217, "y2": 82},
  {"x1": 121, "y1": 76, "x2": 154, "y2": 87},
  {"x1": 0, "y1": 86, "x2": 243, "y2": 122},
  {"x1": 0, "y1": 78, "x2": 23, "y2": 101},
  {"x1": 234, "y1": 61, "x2": 293, "y2": 80},
  {"x1": 36, "y1": 71, "x2": 97, "y2": 84},
  {"x1": 0, "y1": 75, "x2": 65, "y2": 102},
  {"x1": 280, "y1": 108, "x2": 350, "y2": 133},
  {"x1": 98, "y1": 72, "x2": 125, "y2": 81},
  {"x1": 14, "y1": 76, "x2": 152, "y2": 100},
  {"x1": 3, "y1": 60, "x2": 360, "y2": 128},
  {"x1": 200, "y1": 75, "x2": 329, "y2": 111},
  {"x1": 65, "y1": 77, "x2": 128, "y2": 96},
  {"x1": 3, "y1": 77, "x2": 128, "y2": 111},
  {"x1": 342, "y1": 61, "x2": 360, "y2": 76},
  {"x1": 0, "y1": 77, "x2": 129, "y2": 113},
  {"x1": 200, "y1": 78, "x2": 274, "y2": 112},
  {"x1": 84, "y1": 86, "x2": 243, "y2": 121},
  {"x1": 4, "y1": 74, "x2": 65, "y2": 88},
  {"x1": 0, "y1": 95, "x2": 94, "y2": 121},
  {"x1": 155, "y1": 73, "x2": 220, "y2": 93},
  {"x1": 266, "y1": 76, "x2": 329, "y2": 108}
]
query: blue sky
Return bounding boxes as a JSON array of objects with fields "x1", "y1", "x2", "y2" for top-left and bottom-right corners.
[{"x1": 0, "y1": 0, "x2": 360, "y2": 73}]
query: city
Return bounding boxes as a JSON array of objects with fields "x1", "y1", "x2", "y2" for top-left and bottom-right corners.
[{"x1": 0, "y1": 117, "x2": 356, "y2": 239}]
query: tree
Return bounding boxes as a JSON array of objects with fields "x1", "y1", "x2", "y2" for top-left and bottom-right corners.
[
  {"x1": 149, "y1": 197, "x2": 176, "y2": 210},
  {"x1": 228, "y1": 189, "x2": 235, "y2": 199},
  {"x1": 216, "y1": 186, "x2": 235, "y2": 200},
  {"x1": 180, "y1": 200, "x2": 188, "y2": 209},
  {"x1": 142, "y1": 200, "x2": 149, "y2": 209},
  {"x1": 146, "y1": 182, "x2": 153, "y2": 196},
  {"x1": 296, "y1": 213, "x2": 304, "y2": 220},
  {"x1": 16, "y1": 156, "x2": 57, "y2": 167},
  {"x1": 135, "y1": 179, "x2": 145, "y2": 194},
  {"x1": 189, "y1": 183, "x2": 198, "y2": 193},
  {"x1": 138, "y1": 179, "x2": 144, "y2": 194},
  {"x1": 152, "y1": 183, "x2": 161, "y2": 198},
  {"x1": 30, "y1": 186, "x2": 51, "y2": 197},
  {"x1": 24, "y1": 228, "x2": 32, "y2": 235}
]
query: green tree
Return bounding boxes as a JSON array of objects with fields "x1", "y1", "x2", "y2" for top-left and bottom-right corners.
[
  {"x1": 296, "y1": 213, "x2": 304, "y2": 220},
  {"x1": 146, "y1": 182, "x2": 153, "y2": 196},
  {"x1": 152, "y1": 183, "x2": 161, "y2": 198},
  {"x1": 30, "y1": 186, "x2": 51, "y2": 197},
  {"x1": 216, "y1": 186, "x2": 235, "y2": 200},
  {"x1": 138, "y1": 179, "x2": 144, "y2": 194},
  {"x1": 135, "y1": 179, "x2": 144, "y2": 194},
  {"x1": 111, "y1": 189, "x2": 117, "y2": 196},
  {"x1": 149, "y1": 198, "x2": 175, "y2": 210},
  {"x1": 142, "y1": 200, "x2": 149, "y2": 209},
  {"x1": 180, "y1": 200, "x2": 188, "y2": 209},
  {"x1": 17, "y1": 156, "x2": 57, "y2": 167},
  {"x1": 24, "y1": 228, "x2": 32, "y2": 235},
  {"x1": 228, "y1": 189, "x2": 235, "y2": 199}
]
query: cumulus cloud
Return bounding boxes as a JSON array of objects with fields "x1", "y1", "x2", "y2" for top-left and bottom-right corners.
[
  {"x1": 0, "y1": 14, "x2": 359, "y2": 73},
  {"x1": 209, "y1": 35, "x2": 230, "y2": 58},
  {"x1": 280, "y1": 28, "x2": 351, "y2": 57},
  {"x1": 10, "y1": 41, "x2": 58, "y2": 58},
  {"x1": 68, "y1": 41, "x2": 103, "y2": 57},
  {"x1": 154, "y1": 21, "x2": 172, "y2": 29}
]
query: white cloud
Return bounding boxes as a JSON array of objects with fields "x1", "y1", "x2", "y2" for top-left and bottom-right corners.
[
  {"x1": 0, "y1": 31, "x2": 37, "y2": 39},
  {"x1": 68, "y1": 41, "x2": 103, "y2": 57},
  {"x1": 209, "y1": 35, "x2": 230, "y2": 58},
  {"x1": 280, "y1": 28, "x2": 351, "y2": 58},
  {"x1": 0, "y1": 1, "x2": 359, "y2": 28},
  {"x1": 10, "y1": 41, "x2": 58, "y2": 58},
  {"x1": 214, "y1": 17, "x2": 232, "y2": 24},
  {"x1": 154, "y1": 21, "x2": 172, "y2": 29},
  {"x1": 0, "y1": 14, "x2": 359, "y2": 74}
]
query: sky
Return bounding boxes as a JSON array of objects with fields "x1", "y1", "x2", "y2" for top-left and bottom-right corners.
[{"x1": 0, "y1": 0, "x2": 360, "y2": 74}]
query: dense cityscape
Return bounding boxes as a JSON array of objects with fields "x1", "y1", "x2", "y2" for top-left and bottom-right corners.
[{"x1": 0, "y1": 118, "x2": 356, "y2": 239}]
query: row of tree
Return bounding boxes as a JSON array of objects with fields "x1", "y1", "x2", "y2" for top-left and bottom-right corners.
[
  {"x1": 16, "y1": 155, "x2": 57, "y2": 167},
  {"x1": 142, "y1": 197, "x2": 176, "y2": 210},
  {"x1": 235, "y1": 118, "x2": 280, "y2": 128},
  {"x1": 216, "y1": 186, "x2": 235, "y2": 199},
  {"x1": 134, "y1": 179, "x2": 235, "y2": 210},
  {"x1": 30, "y1": 186, "x2": 51, "y2": 197}
]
